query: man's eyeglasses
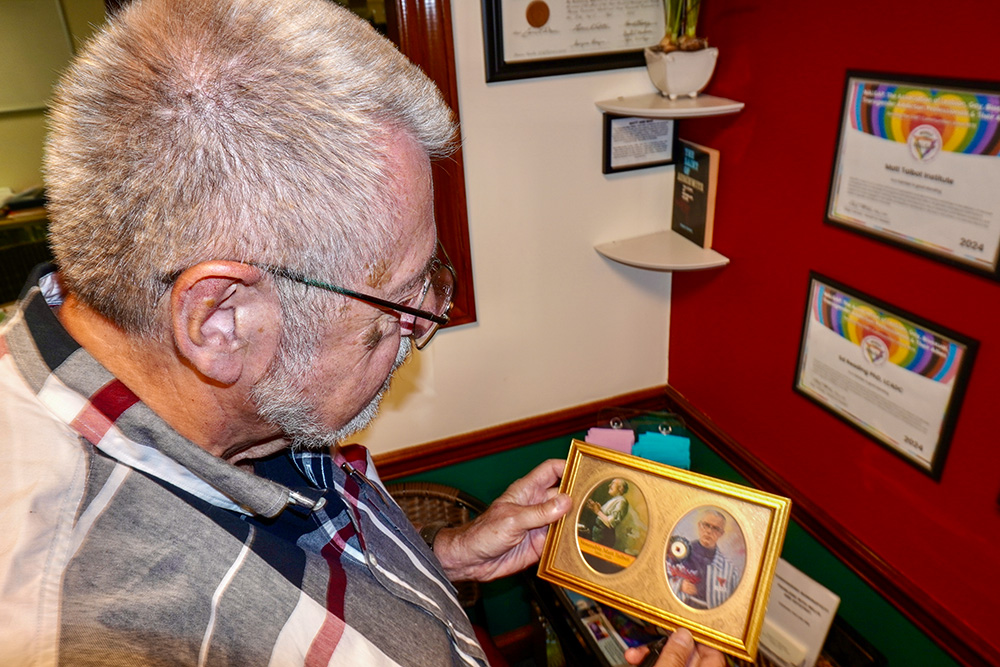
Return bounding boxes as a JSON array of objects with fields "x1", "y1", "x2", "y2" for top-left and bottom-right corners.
[
  {"x1": 255, "y1": 253, "x2": 455, "y2": 350},
  {"x1": 699, "y1": 521, "x2": 725, "y2": 535}
]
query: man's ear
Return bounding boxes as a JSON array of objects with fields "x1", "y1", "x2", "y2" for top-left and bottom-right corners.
[{"x1": 170, "y1": 261, "x2": 281, "y2": 385}]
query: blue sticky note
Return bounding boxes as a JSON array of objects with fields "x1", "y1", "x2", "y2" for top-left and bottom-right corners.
[{"x1": 633, "y1": 431, "x2": 690, "y2": 469}]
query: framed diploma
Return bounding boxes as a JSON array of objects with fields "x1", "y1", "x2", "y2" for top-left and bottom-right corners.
[
  {"x1": 538, "y1": 440, "x2": 792, "y2": 662},
  {"x1": 602, "y1": 115, "x2": 677, "y2": 174},
  {"x1": 794, "y1": 273, "x2": 978, "y2": 479},
  {"x1": 827, "y1": 71, "x2": 1000, "y2": 278},
  {"x1": 482, "y1": 0, "x2": 663, "y2": 82}
]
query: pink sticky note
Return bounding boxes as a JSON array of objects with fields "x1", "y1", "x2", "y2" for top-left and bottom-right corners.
[{"x1": 585, "y1": 427, "x2": 635, "y2": 454}]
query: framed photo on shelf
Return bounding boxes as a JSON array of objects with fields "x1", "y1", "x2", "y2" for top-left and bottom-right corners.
[
  {"x1": 794, "y1": 272, "x2": 978, "y2": 479},
  {"x1": 826, "y1": 70, "x2": 1000, "y2": 279},
  {"x1": 602, "y1": 115, "x2": 677, "y2": 174},
  {"x1": 538, "y1": 440, "x2": 792, "y2": 662},
  {"x1": 482, "y1": 0, "x2": 663, "y2": 82}
]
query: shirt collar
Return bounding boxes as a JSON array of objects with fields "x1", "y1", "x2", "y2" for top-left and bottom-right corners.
[{"x1": 6, "y1": 266, "x2": 322, "y2": 518}]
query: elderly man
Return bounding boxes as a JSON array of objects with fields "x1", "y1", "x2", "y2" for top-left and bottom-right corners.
[
  {"x1": 669, "y1": 508, "x2": 741, "y2": 610},
  {"x1": 0, "y1": 1, "x2": 721, "y2": 666}
]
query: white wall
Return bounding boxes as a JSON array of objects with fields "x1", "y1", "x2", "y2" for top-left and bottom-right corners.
[
  {"x1": 0, "y1": 0, "x2": 105, "y2": 193},
  {"x1": 356, "y1": 3, "x2": 675, "y2": 454}
]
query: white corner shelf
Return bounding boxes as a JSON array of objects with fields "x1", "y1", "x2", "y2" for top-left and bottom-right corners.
[
  {"x1": 595, "y1": 230, "x2": 729, "y2": 271},
  {"x1": 593, "y1": 92, "x2": 740, "y2": 271},
  {"x1": 595, "y1": 93, "x2": 744, "y2": 118}
]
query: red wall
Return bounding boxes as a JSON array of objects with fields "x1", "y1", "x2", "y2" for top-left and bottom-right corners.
[{"x1": 672, "y1": 0, "x2": 1000, "y2": 657}]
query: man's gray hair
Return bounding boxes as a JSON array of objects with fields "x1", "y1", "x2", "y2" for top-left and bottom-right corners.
[{"x1": 45, "y1": 0, "x2": 456, "y2": 336}]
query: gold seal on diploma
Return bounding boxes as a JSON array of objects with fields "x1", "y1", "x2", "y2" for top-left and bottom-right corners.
[{"x1": 525, "y1": 1, "x2": 550, "y2": 28}]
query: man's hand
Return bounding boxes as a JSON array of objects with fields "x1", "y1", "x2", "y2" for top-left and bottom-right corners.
[
  {"x1": 431, "y1": 459, "x2": 571, "y2": 582},
  {"x1": 624, "y1": 629, "x2": 727, "y2": 667}
]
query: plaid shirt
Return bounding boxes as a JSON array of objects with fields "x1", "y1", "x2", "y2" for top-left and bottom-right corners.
[{"x1": 0, "y1": 266, "x2": 486, "y2": 667}]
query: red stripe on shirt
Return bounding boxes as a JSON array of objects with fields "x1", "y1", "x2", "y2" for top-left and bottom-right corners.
[
  {"x1": 304, "y1": 541, "x2": 350, "y2": 666},
  {"x1": 91, "y1": 379, "x2": 140, "y2": 422},
  {"x1": 337, "y1": 444, "x2": 369, "y2": 475},
  {"x1": 306, "y1": 465, "x2": 370, "y2": 665},
  {"x1": 70, "y1": 403, "x2": 116, "y2": 445},
  {"x1": 70, "y1": 380, "x2": 140, "y2": 445}
]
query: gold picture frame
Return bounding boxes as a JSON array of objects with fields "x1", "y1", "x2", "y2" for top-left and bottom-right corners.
[{"x1": 538, "y1": 440, "x2": 792, "y2": 661}]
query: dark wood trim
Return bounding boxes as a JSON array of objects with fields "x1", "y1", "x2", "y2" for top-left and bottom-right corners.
[
  {"x1": 662, "y1": 385, "x2": 998, "y2": 667},
  {"x1": 372, "y1": 386, "x2": 670, "y2": 480},
  {"x1": 387, "y1": 0, "x2": 476, "y2": 326}
]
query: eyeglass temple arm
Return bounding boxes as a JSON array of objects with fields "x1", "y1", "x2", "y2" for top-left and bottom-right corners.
[{"x1": 258, "y1": 265, "x2": 450, "y2": 325}]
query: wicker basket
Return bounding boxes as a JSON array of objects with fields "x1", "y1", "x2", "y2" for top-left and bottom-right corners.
[{"x1": 385, "y1": 481, "x2": 487, "y2": 609}]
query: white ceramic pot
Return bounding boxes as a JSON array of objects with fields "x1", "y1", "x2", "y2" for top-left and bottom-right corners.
[{"x1": 643, "y1": 46, "x2": 719, "y2": 99}]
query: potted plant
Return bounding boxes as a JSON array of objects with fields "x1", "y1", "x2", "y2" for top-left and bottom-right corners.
[{"x1": 644, "y1": 0, "x2": 718, "y2": 99}]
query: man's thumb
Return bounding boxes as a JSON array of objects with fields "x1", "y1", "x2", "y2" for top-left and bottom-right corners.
[
  {"x1": 538, "y1": 493, "x2": 572, "y2": 524},
  {"x1": 656, "y1": 628, "x2": 695, "y2": 667}
]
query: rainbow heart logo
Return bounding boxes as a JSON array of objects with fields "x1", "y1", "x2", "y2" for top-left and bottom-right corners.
[{"x1": 813, "y1": 284, "x2": 963, "y2": 383}]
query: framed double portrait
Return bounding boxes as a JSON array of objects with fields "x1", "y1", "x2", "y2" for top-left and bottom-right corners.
[{"x1": 538, "y1": 440, "x2": 792, "y2": 661}]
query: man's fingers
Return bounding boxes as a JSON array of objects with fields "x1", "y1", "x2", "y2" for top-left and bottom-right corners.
[
  {"x1": 503, "y1": 459, "x2": 565, "y2": 501},
  {"x1": 655, "y1": 628, "x2": 695, "y2": 666},
  {"x1": 503, "y1": 492, "x2": 571, "y2": 534},
  {"x1": 626, "y1": 630, "x2": 727, "y2": 667},
  {"x1": 544, "y1": 493, "x2": 572, "y2": 522}
]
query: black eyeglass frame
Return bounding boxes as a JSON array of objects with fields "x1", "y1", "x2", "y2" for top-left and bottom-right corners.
[{"x1": 250, "y1": 260, "x2": 453, "y2": 327}]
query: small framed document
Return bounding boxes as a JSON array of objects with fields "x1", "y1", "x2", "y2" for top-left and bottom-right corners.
[
  {"x1": 538, "y1": 440, "x2": 792, "y2": 662},
  {"x1": 827, "y1": 71, "x2": 1000, "y2": 278},
  {"x1": 482, "y1": 0, "x2": 663, "y2": 82},
  {"x1": 794, "y1": 273, "x2": 978, "y2": 479},
  {"x1": 602, "y1": 115, "x2": 677, "y2": 174}
]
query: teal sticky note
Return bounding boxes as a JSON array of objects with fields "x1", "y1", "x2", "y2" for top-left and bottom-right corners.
[{"x1": 633, "y1": 431, "x2": 690, "y2": 469}]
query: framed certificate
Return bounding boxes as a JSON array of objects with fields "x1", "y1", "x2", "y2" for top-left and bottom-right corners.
[
  {"x1": 827, "y1": 71, "x2": 1000, "y2": 278},
  {"x1": 794, "y1": 273, "x2": 978, "y2": 479},
  {"x1": 602, "y1": 115, "x2": 677, "y2": 174},
  {"x1": 538, "y1": 440, "x2": 791, "y2": 661},
  {"x1": 482, "y1": 0, "x2": 663, "y2": 82}
]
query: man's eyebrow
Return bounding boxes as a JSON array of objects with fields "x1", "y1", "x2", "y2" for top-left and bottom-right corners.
[{"x1": 390, "y1": 252, "x2": 435, "y2": 299}]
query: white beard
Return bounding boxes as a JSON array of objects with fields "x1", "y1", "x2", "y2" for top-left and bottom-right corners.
[{"x1": 251, "y1": 335, "x2": 412, "y2": 451}]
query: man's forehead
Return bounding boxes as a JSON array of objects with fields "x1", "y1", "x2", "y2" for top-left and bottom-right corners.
[
  {"x1": 365, "y1": 258, "x2": 391, "y2": 289},
  {"x1": 364, "y1": 239, "x2": 435, "y2": 293}
]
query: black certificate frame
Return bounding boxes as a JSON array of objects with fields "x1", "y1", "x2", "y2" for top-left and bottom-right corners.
[
  {"x1": 602, "y1": 115, "x2": 677, "y2": 174},
  {"x1": 793, "y1": 272, "x2": 978, "y2": 480},
  {"x1": 825, "y1": 70, "x2": 1000, "y2": 281},
  {"x1": 482, "y1": 0, "x2": 649, "y2": 83}
]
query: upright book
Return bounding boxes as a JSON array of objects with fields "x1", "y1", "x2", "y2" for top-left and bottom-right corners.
[{"x1": 672, "y1": 140, "x2": 720, "y2": 249}]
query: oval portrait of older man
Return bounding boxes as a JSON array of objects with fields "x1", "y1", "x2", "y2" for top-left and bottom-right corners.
[
  {"x1": 576, "y1": 477, "x2": 649, "y2": 575},
  {"x1": 665, "y1": 506, "x2": 746, "y2": 610}
]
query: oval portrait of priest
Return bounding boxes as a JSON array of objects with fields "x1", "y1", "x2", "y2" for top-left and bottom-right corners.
[{"x1": 576, "y1": 477, "x2": 649, "y2": 575}]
